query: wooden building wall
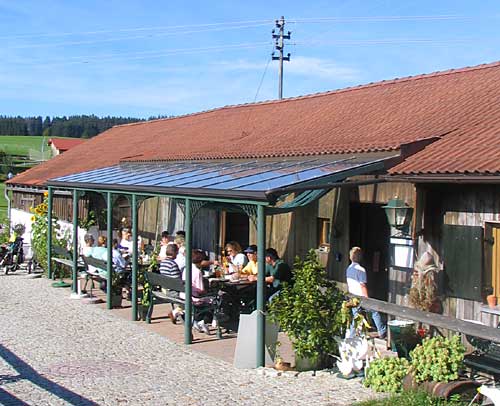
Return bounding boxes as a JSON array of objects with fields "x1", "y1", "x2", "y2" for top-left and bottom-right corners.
[
  {"x1": 11, "y1": 191, "x2": 89, "y2": 222},
  {"x1": 416, "y1": 184, "x2": 500, "y2": 326}
]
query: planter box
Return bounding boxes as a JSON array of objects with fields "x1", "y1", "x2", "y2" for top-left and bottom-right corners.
[{"x1": 111, "y1": 293, "x2": 123, "y2": 308}]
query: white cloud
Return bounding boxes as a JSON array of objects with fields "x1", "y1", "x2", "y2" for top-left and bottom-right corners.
[
  {"x1": 211, "y1": 56, "x2": 360, "y2": 81},
  {"x1": 287, "y1": 56, "x2": 360, "y2": 80}
]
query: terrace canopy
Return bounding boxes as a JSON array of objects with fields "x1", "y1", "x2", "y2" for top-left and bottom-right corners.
[{"x1": 46, "y1": 152, "x2": 395, "y2": 367}]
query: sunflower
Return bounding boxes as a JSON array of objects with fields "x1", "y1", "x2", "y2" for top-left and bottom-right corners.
[
  {"x1": 31, "y1": 216, "x2": 35, "y2": 222},
  {"x1": 43, "y1": 191, "x2": 49, "y2": 197}
]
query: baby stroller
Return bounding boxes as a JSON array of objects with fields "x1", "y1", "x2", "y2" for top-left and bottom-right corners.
[{"x1": 0, "y1": 236, "x2": 24, "y2": 274}]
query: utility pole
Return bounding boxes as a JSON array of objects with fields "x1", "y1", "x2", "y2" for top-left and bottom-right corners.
[{"x1": 272, "y1": 16, "x2": 291, "y2": 100}]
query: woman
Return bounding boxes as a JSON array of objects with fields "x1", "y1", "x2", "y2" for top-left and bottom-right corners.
[
  {"x1": 182, "y1": 249, "x2": 213, "y2": 335},
  {"x1": 224, "y1": 241, "x2": 248, "y2": 274}
]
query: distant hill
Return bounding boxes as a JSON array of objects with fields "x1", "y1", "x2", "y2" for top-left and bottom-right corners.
[{"x1": 0, "y1": 115, "x2": 147, "y2": 139}]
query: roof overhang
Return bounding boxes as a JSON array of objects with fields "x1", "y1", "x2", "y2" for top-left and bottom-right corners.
[{"x1": 47, "y1": 153, "x2": 399, "y2": 205}]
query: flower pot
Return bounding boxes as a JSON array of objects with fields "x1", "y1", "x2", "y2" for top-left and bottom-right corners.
[
  {"x1": 139, "y1": 305, "x2": 149, "y2": 321},
  {"x1": 295, "y1": 354, "x2": 330, "y2": 372},
  {"x1": 487, "y1": 294, "x2": 497, "y2": 308}
]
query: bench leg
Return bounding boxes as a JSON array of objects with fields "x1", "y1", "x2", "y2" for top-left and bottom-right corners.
[{"x1": 146, "y1": 301, "x2": 154, "y2": 324}]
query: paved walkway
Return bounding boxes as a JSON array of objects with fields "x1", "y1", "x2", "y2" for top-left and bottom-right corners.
[{"x1": 0, "y1": 271, "x2": 378, "y2": 405}]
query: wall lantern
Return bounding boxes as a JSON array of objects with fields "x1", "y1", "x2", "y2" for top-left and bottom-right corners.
[{"x1": 382, "y1": 198, "x2": 413, "y2": 230}]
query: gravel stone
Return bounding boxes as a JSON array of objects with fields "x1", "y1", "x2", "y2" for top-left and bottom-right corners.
[{"x1": 0, "y1": 271, "x2": 380, "y2": 405}]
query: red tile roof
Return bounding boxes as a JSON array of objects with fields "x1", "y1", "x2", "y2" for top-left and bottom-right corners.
[
  {"x1": 48, "y1": 138, "x2": 86, "y2": 152},
  {"x1": 9, "y1": 61, "x2": 500, "y2": 187}
]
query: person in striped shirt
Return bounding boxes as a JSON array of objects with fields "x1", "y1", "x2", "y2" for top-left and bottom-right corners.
[{"x1": 159, "y1": 244, "x2": 181, "y2": 279}]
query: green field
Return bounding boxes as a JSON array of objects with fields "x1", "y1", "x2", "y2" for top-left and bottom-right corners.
[{"x1": 0, "y1": 135, "x2": 48, "y2": 156}]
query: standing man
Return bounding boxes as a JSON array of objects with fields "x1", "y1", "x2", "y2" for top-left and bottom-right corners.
[{"x1": 346, "y1": 246, "x2": 386, "y2": 338}]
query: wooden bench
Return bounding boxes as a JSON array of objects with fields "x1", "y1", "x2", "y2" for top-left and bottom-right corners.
[
  {"x1": 81, "y1": 256, "x2": 131, "y2": 300},
  {"x1": 52, "y1": 246, "x2": 85, "y2": 280},
  {"x1": 144, "y1": 272, "x2": 216, "y2": 332}
]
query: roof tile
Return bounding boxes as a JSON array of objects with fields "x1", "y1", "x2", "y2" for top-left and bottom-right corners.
[{"x1": 10, "y1": 61, "x2": 500, "y2": 186}]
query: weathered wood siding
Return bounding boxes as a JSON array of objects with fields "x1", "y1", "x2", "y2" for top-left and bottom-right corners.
[{"x1": 417, "y1": 184, "x2": 500, "y2": 326}]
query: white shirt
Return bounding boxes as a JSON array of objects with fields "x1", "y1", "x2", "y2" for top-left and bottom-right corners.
[
  {"x1": 228, "y1": 253, "x2": 247, "y2": 274},
  {"x1": 346, "y1": 262, "x2": 367, "y2": 296}
]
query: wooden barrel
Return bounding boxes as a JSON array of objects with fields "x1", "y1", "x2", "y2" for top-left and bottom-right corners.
[{"x1": 402, "y1": 374, "x2": 479, "y2": 398}]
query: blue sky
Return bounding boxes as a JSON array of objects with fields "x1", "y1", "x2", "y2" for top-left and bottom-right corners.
[{"x1": 1, "y1": 0, "x2": 499, "y2": 118}]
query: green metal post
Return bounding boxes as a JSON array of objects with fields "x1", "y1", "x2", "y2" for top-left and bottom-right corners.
[
  {"x1": 106, "y1": 192, "x2": 113, "y2": 309},
  {"x1": 47, "y1": 187, "x2": 53, "y2": 279},
  {"x1": 131, "y1": 194, "x2": 138, "y2": 321},
  {"x1": 72, "y1": 190, "x2": 79, "y2": 293},
  {"x1": 184, "y1": 198, "x2": 193, "y2": 344},
  {"x1": 256, "y1": 204, "x2": 266, "y2": 367}
]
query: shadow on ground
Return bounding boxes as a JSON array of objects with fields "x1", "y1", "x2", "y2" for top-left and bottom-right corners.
[{"x1": 0, "y1": 343, "x2": 99, "y2": 406}]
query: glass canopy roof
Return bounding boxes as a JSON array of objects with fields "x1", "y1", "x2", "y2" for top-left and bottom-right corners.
[{"x1": 48, "y1": 154, "x2": 394, "y2": 203}]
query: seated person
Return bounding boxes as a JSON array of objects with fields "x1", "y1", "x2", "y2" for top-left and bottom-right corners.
[
  {"x1": 240, "y1": 245, "x2": 258, "y2": 281},
  {"x1": 157, "y1": 230, "x2": 171, "y2": 261},
  {"x1": 181, "y1": 250, "x2": 213, "y2": 335},
  {"x1": 224, "y1": 241, "x2": 247, "y2": 274},
  {"x1": 175, "y1": 244, "x2": 186, "y2": 273},
  {"x1": 159, "y1": 244, "x2": 181, "y2": 278},
  {"x1": 91, "y1": 236, "x2": 108, "y2": 260},
  {"x1": 112, "y1": 239, "x2": 127, "y2": 273},
  {"x1": 118, "y1": 227, "x2": 133, "y2": 254},
  {"x1": 82, "y1": 234, "x2": 95, "y2": 257},
  {"x1": 265, "y1": 248, "x2": 292, "y2": 299}
]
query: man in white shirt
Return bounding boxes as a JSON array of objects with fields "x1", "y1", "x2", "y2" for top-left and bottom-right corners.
[{"x1": 346, "y1": 246, "x2": 386, "y2": 338}]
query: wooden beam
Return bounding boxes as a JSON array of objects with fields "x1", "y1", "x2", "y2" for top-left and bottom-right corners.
[{"x1": 358, "y1": 296, "x2": 500, "y2": 343}]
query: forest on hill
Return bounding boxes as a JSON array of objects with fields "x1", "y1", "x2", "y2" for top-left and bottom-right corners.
[{"x1": 0, "y1": 115, "x2": 169, "y2": 139}]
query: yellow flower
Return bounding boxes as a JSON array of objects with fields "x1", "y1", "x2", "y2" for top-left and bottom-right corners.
[
  {"x1": 43, "y1": 191, "x2": 49, "y2": 197},
  {"x1": 29, "y1": 207, "x2": 34, "y2": 213},
  {"x1": 31, "y1": 216, "x2": 35, "y2": 222}
]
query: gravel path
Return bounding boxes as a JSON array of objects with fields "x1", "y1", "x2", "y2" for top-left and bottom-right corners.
[{"x1": 0, "y1": 271, "x2": 378, "y2": 405}]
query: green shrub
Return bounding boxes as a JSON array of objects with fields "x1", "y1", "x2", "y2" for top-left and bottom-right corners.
[
  {"x1": 410, "y1": 336, "x2": 465, "y2": 383},
  {"x1": 364, "y1": 357, "x2": 410, "y2": 393},
  {"x1": 31, "y1": 192, "x2": 68, "y2": 273},
  {"x1": 268, "y1": 250, "x2": 345, "y2": 362}
]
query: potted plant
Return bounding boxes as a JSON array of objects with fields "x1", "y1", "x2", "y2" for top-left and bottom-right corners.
[
  {"x1": 268, "y1": 249, "x2": 345, "y2": 371},
  {"x1": 484, "y1": 286, "x2": 497, "y2": 308},
  {"x1": 110, "y1": 271, "x2": 126, "y2": 308}
]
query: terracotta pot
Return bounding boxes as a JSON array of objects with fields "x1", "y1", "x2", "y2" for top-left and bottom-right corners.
[{"x1": 487, "y1": 294, "x2": 497, "y2": 308}]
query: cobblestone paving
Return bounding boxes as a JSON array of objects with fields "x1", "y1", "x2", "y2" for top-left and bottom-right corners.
[{"x1": 0, "y1": 272, "x2": 379, "y2": 405}]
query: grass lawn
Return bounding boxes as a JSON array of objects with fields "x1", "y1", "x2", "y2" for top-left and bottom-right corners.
[
  {"x1": 0, "y1": 135, "x2": 49, "y2": 156},
  {"x1": 355, "y1": 391, "x2": 474, "y2": 406},
  {"x1": 0, "y1": 182, "x2": 7, "y2": 222}
]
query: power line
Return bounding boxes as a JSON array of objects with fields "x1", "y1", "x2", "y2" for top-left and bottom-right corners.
[
  {"x1": 288, "y1": 15, "x2": 472, "y2": 23},
  {"x1": 11, "y1": 42, "x2": 272, "y2": 67},
  {"x1": 2, "y1": 14, "x2": 486, "y2": 43},
  {"x1": 0, "y1": 19, "x2": 275, "y2": 40},
  {"x1": 294, "y1": 38, "x2": 476, "y2": 46},
  {"x1": 6, "y1": 23, "x2": 272, "y2": 49}
]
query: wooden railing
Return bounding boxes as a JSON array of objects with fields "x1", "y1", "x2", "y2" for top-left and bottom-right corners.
[{"x1": 358, "y1": 296, "x2": 500, "y2": 343}]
